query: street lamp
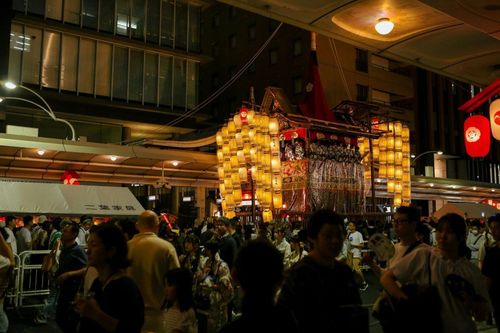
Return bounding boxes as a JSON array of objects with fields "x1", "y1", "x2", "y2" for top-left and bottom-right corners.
[
  {"x1": 410, "y1": 150, "x2": 443, "y2": 166},
  {"x1": 1, "y1": 81, "x2": 76, "y2": 141}
]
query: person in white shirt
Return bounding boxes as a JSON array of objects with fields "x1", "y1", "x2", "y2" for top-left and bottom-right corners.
[
  {"x1": 382, "y1": 213, "x2": 490, "y2": 333},
  {"x1": 273, "y1": 228, "x2": 291, "y2": 263},
  {"x1": 4, "y1": 216, "x2": 17, "y2": 255},
  {"x1": 16, "y1": 216, "x2": 33, "y2": 254},
  {"x1": 466, "y1": 219, "x2": 484, "y2": 266},
  {"x1": 347, "y1": 222, "x2": 367, "y2": 291}
]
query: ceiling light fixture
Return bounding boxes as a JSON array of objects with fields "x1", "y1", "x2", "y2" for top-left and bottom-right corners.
[
  {"x1": 172, "y1": 160, "x2": 179, "y2": 167},
  {"x1": 437, "y1": 151, "x2": 444, "y2": 155},
  {"x1": 110, "y1": 155, "x2": 117, "y2": 161},
  {"x1": 472, "y1": 186, "x2": 477, "y2": 190},
  {"x1": 492, "y1": 189, "x2": 496, "y2": 192},
  {"x1": 375, "y1": 18, "x2": 394, "y2": 35},
  {"x1": 37, "y1": 149, "x2": 45, "y2": 156},
  {"x1": 429, "y1": 183, "x2": 434, "y2": 187},
  {"x1": 3, "y1": 81, "x2": 17, "y2": 90}
]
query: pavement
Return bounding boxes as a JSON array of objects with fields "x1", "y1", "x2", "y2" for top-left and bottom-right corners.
[{"x1": 4, "y1": 271, "x2": 498, "y2": 332}]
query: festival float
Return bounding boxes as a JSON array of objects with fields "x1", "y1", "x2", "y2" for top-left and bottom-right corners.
[{"x1": 215, "y1": 87, "x2": 412, "y2": 223}]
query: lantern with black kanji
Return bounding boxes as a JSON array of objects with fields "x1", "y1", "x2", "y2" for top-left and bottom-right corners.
[{"x1": 464, "y1": 115, "x2": 490, "y2": 158}]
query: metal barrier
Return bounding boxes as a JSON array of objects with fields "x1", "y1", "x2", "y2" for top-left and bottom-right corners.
[{"x1": 5, "y1": 250, "x2": 51, "y2": 309}]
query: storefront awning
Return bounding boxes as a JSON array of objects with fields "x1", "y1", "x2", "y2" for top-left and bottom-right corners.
[
  {"x1": 433, "y1": 202, "x2": 499, "y2": 219},
  {"x1": 0, "y1": 180, "x2": 143, "y2": 216}
]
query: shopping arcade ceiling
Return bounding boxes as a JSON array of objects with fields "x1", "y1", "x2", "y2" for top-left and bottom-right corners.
[{"x1": 219, "y1": 0, "x2": 500, "y2": 86}]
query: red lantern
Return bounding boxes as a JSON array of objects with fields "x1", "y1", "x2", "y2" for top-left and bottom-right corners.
[
  {"x1": 490, "y1": 99, "x2": 500, "y2": 141},
  {"x1": 239, "y1": 106, "x2": 248, "y2": 123},
  {"x1": 464, "y1": 115, "x2": 490, "y2": 158},
  {"x1": 61, "y1": 170, "x2": 80, "y2": 185}
]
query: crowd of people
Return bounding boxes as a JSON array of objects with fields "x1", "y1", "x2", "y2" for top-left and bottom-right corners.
[{"x1": 0, "y1": 208, "x2": 497, "y2": 333}]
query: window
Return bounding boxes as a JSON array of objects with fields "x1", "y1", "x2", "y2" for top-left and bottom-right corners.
[
  {"x1": 46, "y1": 0, "x2": 62, "y2": 21},
  {"x1": 355, "y1": 48, "x2": 368, "y2": 73},
  {"x1": 129, "y1": 50, "x2": 144, "y2": 102},
  {"x1": 144, "y1": 53, "x2": 158, "y2": 104},
  {"x1": 293, "y1": 76, "x2": 303, "y2": 95},
  {"x1": 131, "y1": 0, "x2": 145, "y2": 40},
  {"x1": 113, "y1": 46, "x2": 128, "y2": 100},
  {"x1": 173, "y1": 58, "x2": 186, "y2": 108},
  {"x1": 95, "y1": 42, "x2": 112, "y2": 96},
  {"x1": 293, "y1": 39, "x2": 302, "y2": 56},
  {"x1": 159, "y1": 55, "x2": 173, "y2": 106},
  {"x1": 78, "y1": 38, "x2": 95, "y2": 94},
  {"x1": 213, "y1": 14, "x2": 220, "y2": 27},
  {"x1": 212, "y1": 74, "x2": 219, "y2": 88},
  {"x1": 8, "y1": 24, "x2": 23, "y2": 84},
  {"x1": 188, "y1": 4, "x2": 201, "y2": 52},
  {"x1": 356, "y1": 84, "x2": 368, "y2": 102},
  {"x1": 248, "y1": 25, "x2": 256, "y2": 41},
  {"x1": 160, "y1": 0, "x2": 174, "y2": 47},
  {"x1": 212, "y1": 43, "x2": 219, "y2": 57},
  {"x1": 372, "y1": 89, "x2": 390, "y2": 105},
  {"x1": 27, "y1": 0, "x2": 44, "y2": 16},
  {"x1": 99, "y1": 1, "x2": 115, "y2": 32},
  {"x1": 229, "y1": 6, "x2": 237, "y2": 18},
  {"x1": 22, "y1": 27, "x2": 42, "y2": 85},
  {"x1": 64, "y1": 0, "x2": 81, "y2": 24},
  {"x1": 41, "y1": 31, "x2": 61, "y2": 89},
  {"x1": 228, "y1": 35, "x2": 236, "y2": 49},
  {"x1": 146, "y1": 0, "x2": 160, "y2": 43},
  {"x1": 269, "y1": 49, "x2": 278, "y2": 65},
  {"x1": 175, "y1": 1, "x2": 188, "y2": 49},
  {"x1": 82, "y1": 0, "x2": 98, "y2": 29},
  {"x1": 116, "y1": 0, "x2": 130, "y2": 36},
  {"x1": 60, "y1": 35, "x2": 78, "y2": 91},
  {"x1": 186, "y1": 61, "x2": 198, "y2": 109}
]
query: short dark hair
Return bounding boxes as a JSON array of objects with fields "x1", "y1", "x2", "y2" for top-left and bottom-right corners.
[
  {"x1": 6, "y1": 216, "x2": 16, "y2": 224},
  {"x1": 396, "y1": 206, "x2": 421, "y2": 224},
  {"x1": 23, "y1": 215, "x2": 33, "y2": 226},
  {"x1": 307, "y1": 210, "x2": 344, "y2": 240},
  {"x1": 234, "y1": 239, "x2": 283, "y2": 295},
  {"x1": 437, "y1": 213, "x2": 469, "y2": 258},
  {"x1": 63, "y1": 220, "x2": 79, "y2": 236},
  {"x1": 114, "y1": 218, "x2": 138, "y2": 240},
  {"x1": 90, "y1": 223, "x2": 130, "y2": 271},
  {"x1": 166, "y1": 268, "x2": 194, "y2": 312},
  {"x1": 184, "y1": 234, "x2": 200, "y2": 246}
]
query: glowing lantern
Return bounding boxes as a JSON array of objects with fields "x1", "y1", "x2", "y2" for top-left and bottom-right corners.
[
  {"x1": 269, "y1": 118, "x2": 279, "y2": 135},
  {"x1": 273, "y1": 192, "x2": 283, "y2": 208},
  {"x1": 226, "y1": 210, "x2": 236, "y2": 219},
  {"x1": 464, "y1": 115, "x2": 490, "y2": 158},
  {"x1": 379, "y1": 151, "x2": 387, "y2": 163},
  {"x1": 387, "y1": 180, "x2": 395, "y2": 193},
  {"x1": 490, "y1": 99, "x2": 500, "y2": 141},
  {"x1": 238, "y1": 167, "x2": 247, "y2": 181},
  {"x1": 216, "y1": 131, "x2": 223, "y2": 146},
  {"x1": 393, "y1": 194, "x2": 402, "y2": 207},
  {"x1": 218, "y1": 167, "x2": 224, "y2": 179},
  {"x1": 378, "y1": 165, "x2": 387, "y2": 178},
  {"x1": 402, "y1": 126, "x2": 410, "y2": 140},
  {"x1": 379, "y1": 137, "x2": 387, "y2": 149},
  {"x1": 394, "y1": 122, "x2": 402, "y2": 135},
  {"x1": 233, "y1": 114, "x2": 242, "y2": 128},
  {"x1": 217, "y1": 151, "x2": 223, "y2": 163},
  {"x1": 395, "y1": 137, "x2": 402, "y2": 150},
  {"x1": 233, "y1": 188, "x2": 242, "y2": 204},
  {"x1": 262, "y1": 209, "x2": 273, "y2": 222}
]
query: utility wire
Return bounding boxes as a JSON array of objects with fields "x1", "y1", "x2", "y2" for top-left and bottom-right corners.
[
  {"x1": 328, "y1": 37, "x2": 352, "y2": 101},
  {"x1": 148, "y1": 22, "x2": 284, "y2": 134}
]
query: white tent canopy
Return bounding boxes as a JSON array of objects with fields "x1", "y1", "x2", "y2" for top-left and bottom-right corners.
[
  {"x1": 0, "y1": 181, "x2": 144, "y2": 216},
  {"x1": 433, "y1": 202, "x2": 499, "y2": 220}
]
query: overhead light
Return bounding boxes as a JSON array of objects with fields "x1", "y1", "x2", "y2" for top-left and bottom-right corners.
[
  {"x1": 492, "y1": 189, "x2": 496, "y2": 192},
  {"x1": 410, "y1": 154, "x2": 416, "y2": 159},
  {"x1": 472, "y1": 186, "x2": 477, "y2": 190},
  {"x1": 429, "y1": 183, "x2": 434, "y2": 187},
  {"x1": 0, "y1": 97, "x2": 3, "y2": 103},
  {"x1": 437, "y1": 151, "x2": 444, "y2": 155},
  {"x1": 37, "y1": 149, "x2": 45, "y2": 156},
  {"x1": 375, "y1": 18, "x2": 394, "y2": 35},
  {"x1": 3, "y1": 81, "x2": 17, "y2": 90},
  {"x1": 110, "y1": 155, "x2": 117, "y2": 161},
  {"x1": 172, "y1": 160, "x2": 179, "y2": 167}
]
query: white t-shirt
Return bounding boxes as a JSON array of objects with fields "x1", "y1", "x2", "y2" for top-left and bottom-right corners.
[
  {"x1": 348, "y1": 231, "x2": 364, "y2": 258},
  {"x1": 274, "y1": 238, "x2": 291, "y2": 260},
  {"x1": 16, "y1": 227, "x2": 32, "y2": 254},
  {"x1": 4, "y1": 228, "x2": 16, "y2": 255},
  {"x1": 391, "y1": 248, "x2": 490, "y2": 333},
  {"x1": 163, "y1": 307, "x2": 198, "y2": 333},
  {"x1": 387, "y1": 242, "x2": 429, "y2": 269}
]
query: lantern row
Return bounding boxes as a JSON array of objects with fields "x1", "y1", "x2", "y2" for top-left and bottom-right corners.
[
  {"x1": 358, "y1": 121, "x2": 411, "y2": 206},
  {"x1": 216, "y1": 107, "x2": 282, "y2": 221}
]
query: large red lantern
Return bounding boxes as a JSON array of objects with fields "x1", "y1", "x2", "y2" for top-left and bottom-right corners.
[
  {"x1": 464, "y1": 115, "x2": 490, "y2": 158},
  {"x1": 490, "y1": 99, "x2": 500, "y2": 141}
]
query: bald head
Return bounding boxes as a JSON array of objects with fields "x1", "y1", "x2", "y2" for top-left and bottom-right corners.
[{"x1": 137, "y1": 210, "x2": 160, "y2": 233}]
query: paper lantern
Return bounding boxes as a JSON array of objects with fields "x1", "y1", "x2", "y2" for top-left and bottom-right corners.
[
  {"x1": 490, "y1": 99, "x2": 500, "y2": 141},
  {"x1": 238, "y1": 167, "x2": 248, "y2": 181},
  {"x1": 378, "y1": 165, "x2": 387, "y2": 178},
  {"x1": 394, "y1": 122, "x2": 403, "y2": 135},
  {"x1": 273, "y1": 192, "x2": 282, "y2": 208},
  {"x1": 262, "y1": 209, "x2": 273, "y2": 223},
  {"x1": 218, "y1": 167, "x2": 224, "y2": 179},
  {"x1": 387, "y1": 136, "x2": 395, "y2": 149},
  {"x1": 379, "y1": 137, "x2": 387, "y2": 149},
  {"x1": 269, "y1": 117, "x2": 279, "y2": 135},
  {"x1": 393, "y1": 194, "x2": 402, "y2": 207},
  {"x1": 464, "y1": 115, "x2": 490, "y2": 158},
  {"x1": 233, "y1": 114, "x2": 242, "y2": 128},
  {"x1": 387, "y1": 165, "x2": 395, "y2": 178},
  {"x1": 233, "y1": 188, "x2": 242, "y2": 204},
  {"x1": 387, "y1": 180, "x2": 395, "y2": 193},
  {"x1": 246, "y1": 110, "x2": 255, "y2": 124},
  {"x1": 402, "y1": 126, "x2": 410, "y2": 140},
  {"x1": 226, "y1": 210, "x2": 236, "y2": 219},
  {"x1": 379, "y1": 151, "x2": 387, "y2": 163},
  {"x1": 216, "y1": 131, "x2": 223, "y2": 146},
  {"x1": 395, "y1": 137, "x2": 402, "y2": 150}
]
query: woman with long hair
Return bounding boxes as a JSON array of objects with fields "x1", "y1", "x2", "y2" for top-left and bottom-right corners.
[
  {"x1": 381, "y1": 213, "x2": 490, "y2": 333},
  {"x1": 164, "y1": 268, "x2": 198, "y2": 333},
  {"x1": 75, "y1": 223, "x2": 144, "y2": 333}
]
